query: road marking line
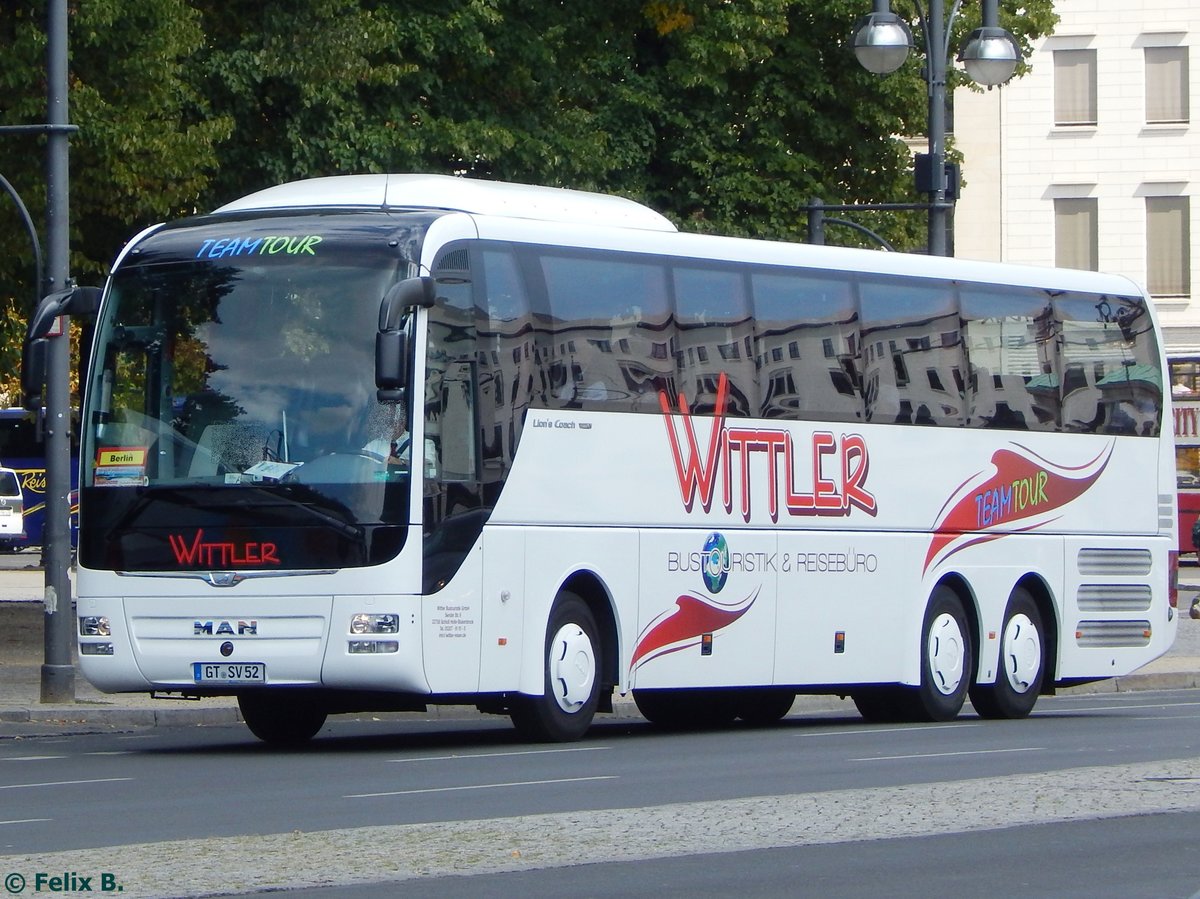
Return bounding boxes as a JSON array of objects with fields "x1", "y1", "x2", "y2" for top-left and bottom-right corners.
[
  {"x1": 0, "y1": 777, "x2": 132, "y2": 791},
  {"x1": 851, "y1": 747, "x2": 1043, "y2": 762},
  {"x1": 389, "y1": 747, "x2": 609, "y2": 763},
  {"x1": 801, "y1": 723, "x2": 981, "y2": 737},
  {"x1": 1036, "y1": 701, "x2": 1200, "y2": 714},
  {"x1": 1, "y1": 756, "x2": 66, "y2": 761},
  {"x1": 0, "y1": 818, "x2": 52, "y2": 826},
  {"x1": 347, "y1": 775, "x2": 616, "y2": 798}
]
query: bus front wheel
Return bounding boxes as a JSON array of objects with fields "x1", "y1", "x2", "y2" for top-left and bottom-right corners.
[
  {"x1": 969, "y1": 588, "x2": 1045, "y2": 719},
  {"x1": 911, "y1": 587, "x2": 974, "y2": 722},
  {"x1": 736, "y1": 688, "x2": 796, "y2": 726},
  {"x1": 511, "y1": 592, "x2": 600, "y2": 742},
  {"x1": 238, "y1": 691, "x2": 327, "y2": 745}
]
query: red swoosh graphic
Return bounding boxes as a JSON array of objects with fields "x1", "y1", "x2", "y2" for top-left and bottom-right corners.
[
  {"x1": 923, "y1": 442, "x2": 1113, "y2": 574},
  {"x1": 632, "y1": 589, "x2": 758, "y2": 670}
]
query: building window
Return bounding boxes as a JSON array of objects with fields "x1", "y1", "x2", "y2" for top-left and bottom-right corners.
[
  {"x1": 1054, "y1": 49, "x2": 1097, "y2": 126},
  {"x1": 1054, "y1": 198, "x2": 1099, "y2": 271},
  {"x1": 1145, "y1": 46, "x2": 1189, "y2": 124},
  {"x1": 1146, "y1": 196, "x2": 1191, "y2": 298}
]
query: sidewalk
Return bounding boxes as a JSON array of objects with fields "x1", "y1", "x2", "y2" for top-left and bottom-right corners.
[{"x1": 2, "y1": 564, "x2": 1198, "y2": 733}]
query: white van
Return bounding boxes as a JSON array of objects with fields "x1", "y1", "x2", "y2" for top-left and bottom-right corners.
[{"x1": 0, "y1": 466, "x2": 25, "y2": 551}]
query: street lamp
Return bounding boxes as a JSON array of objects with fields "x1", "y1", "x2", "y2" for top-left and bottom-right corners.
[{"x1": 852, "y1": 0, "x2": 1020, "y2": 255}]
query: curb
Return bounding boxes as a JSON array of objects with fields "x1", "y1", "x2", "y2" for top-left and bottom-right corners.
[{"x1": 0, "y1": 704, "x2": 243, "y2": 727}]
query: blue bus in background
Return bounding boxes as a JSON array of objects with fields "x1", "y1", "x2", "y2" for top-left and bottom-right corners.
[{"x1": 0, "y1": 408, "x2": 78, "y2": 550}]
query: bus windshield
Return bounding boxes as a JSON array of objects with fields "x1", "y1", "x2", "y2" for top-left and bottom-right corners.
[{"x1": 79, "y1": 211, "x2": 429, "y2": 571}]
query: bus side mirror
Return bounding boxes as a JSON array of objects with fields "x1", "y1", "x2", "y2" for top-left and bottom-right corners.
[
  {"x1": 21, "y1": 286, "x2": 102, "y2": 411},
  {"x1": 378, "y1": 277, "x2": 435, "y2": 329},
  {"x1": 375, "y1": 277, "x2": 433, "y2": 402},
  {"x1": 21, "y1": 339, "x2": 48, "y2": 412}
]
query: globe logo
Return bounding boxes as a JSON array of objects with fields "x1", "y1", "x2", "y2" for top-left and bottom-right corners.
[{"x1": 702, "y1": 532, "x2": 729, "y2": 593}]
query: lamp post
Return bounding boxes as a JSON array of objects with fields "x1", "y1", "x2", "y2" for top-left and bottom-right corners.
[
  {"x1": 0, "y1": 0, "x2": 78, "y2": 702},
  {"x1": 852, "y1": 0, "x2": 1020, "y2": 256}
]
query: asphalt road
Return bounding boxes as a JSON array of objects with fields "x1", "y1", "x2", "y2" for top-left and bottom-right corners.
[{"x1": 2, "y1": 689, "x2": 1199, "y2": 897}]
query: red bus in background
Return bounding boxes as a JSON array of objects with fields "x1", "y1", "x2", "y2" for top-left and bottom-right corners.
[
  {"x1": 1176, "y1": 400, "x2": 1200, "y2": 556},
  {"x1": 1171, "y1": 358, "x2": 1200, "y2": 556}
]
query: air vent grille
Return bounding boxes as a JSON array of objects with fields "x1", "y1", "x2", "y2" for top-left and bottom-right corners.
[
  {"x1": 1077, "y1": 548, "x2": 1152, "y2": 577},
  {"x1": 1074, "y1": 620, "x2": 1151, "y2": 647},
  {"x1": 1076, "y1": 584, "x2": 1153, "y2": 612}
]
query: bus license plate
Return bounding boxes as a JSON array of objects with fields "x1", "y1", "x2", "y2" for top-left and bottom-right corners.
[{"x1": 193, "y1": 662, "x2": 265, "y2": 684}]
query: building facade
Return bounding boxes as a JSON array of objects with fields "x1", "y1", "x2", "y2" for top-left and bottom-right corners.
[{"x1": 953, "y1": 0, "x2": 1198, "y2": 358}]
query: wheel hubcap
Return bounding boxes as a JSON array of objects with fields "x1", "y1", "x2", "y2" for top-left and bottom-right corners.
[
  {"x1": 1001, "y1": 613, "x2": 1041, "y2": 694},
  {"x1": 928, "y1": 612, "x2": 965, "y2": 695},
  {"x1": 549, "y1": 622, "x2": 596, "y2": 713}
]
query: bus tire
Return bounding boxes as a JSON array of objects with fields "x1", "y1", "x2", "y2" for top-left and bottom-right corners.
[
  {"x1": 736, "y1": 688, "x2": 796, "y2": 726},
  {"x1": 911, "y1": 586, "x2": 973, "y2": 722},
  {"x1": 238, "y1": 691, "x2": 327, "y2": 745},
  {"x1": 511, "y1": 592, "x2": 600, "y2": 742},
  {"x1": 851, "y1": 687, "x2": 912, "y2": 723},
  {"x1": 633, "y1": 689, "x2": 739, "y2": 729},
  {"x1": 969, "y1": 588, "x2": 1044, "y2": 719}
]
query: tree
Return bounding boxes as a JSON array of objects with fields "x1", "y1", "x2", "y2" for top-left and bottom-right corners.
[
  {"x1": 0, "y1": 0, "x2": 230, "y2": 403},
  {"x1": 187, "y1": 0, "x2": 1054, "y2": 243}
]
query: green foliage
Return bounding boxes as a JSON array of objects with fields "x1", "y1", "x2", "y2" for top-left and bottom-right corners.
[{"x1": 0, "y1": 0, "x2": 1057, "y2": 403}]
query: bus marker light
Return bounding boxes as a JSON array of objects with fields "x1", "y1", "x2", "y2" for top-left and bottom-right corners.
[
  {"x1": 834, "y1": 631, "x2": 845, "y2": 654},
  {"x1": 701, "y1": 633, "x2": 713, "y2": 656},
  {"x1": 498, "y1": 637, "x2": 508, "y2": 646},
  {"x1": 349, "y1": 640, "x2": 399, "y2": 654}
]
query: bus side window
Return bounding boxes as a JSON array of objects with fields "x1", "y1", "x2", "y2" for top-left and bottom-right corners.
[
  {"x1": 534, "y1": 250, "x2": 674, "y2": 414},
  {"x1": 1053, "y1": 293, "x2": 1162, "y2": 436},
  {"x1": 858, "y1": 276, "x2": 962, "y2": 426},
  {"x1": 675, "y1": 265, "x2": 755, "y2": 417},
  {"x1": 480, "y1": 245, "x2": 534, "y2": 475},
  {"x1": 749, "y1": 270, "x2": 860, "y2": 423},
  {"x1": 961, "y1": 286, "x2": 1056, "y2": 431}
]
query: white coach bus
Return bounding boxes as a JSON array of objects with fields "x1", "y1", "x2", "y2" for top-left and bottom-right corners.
[{"x1": 27, "y1": 174, "x2": 1179, "y2": 743}]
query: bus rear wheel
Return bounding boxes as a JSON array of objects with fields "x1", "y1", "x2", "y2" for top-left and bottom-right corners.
[
  {"x1": 511, "y1": 592, "x2": 600, "y2": 742},
  {"x1": 969, "y1": 588, "x2": 1044, "y2": 719},
  {"x1": 238, "y1": 691, "x2": 327, "y2": 745}
]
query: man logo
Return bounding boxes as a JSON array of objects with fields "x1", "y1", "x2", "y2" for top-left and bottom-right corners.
[
  {"x1": 702, "y1": 532, "x2": 729, "y2": 593},
  {"x1": 194, "y1": 620, "x2": 258, "y2": 636}
]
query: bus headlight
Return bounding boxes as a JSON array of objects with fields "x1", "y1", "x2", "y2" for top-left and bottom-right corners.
[
  {"x1": 80, "y1": 642, "x2": 115, "y2": 656},
  {"x1": 350, "y1": 613, "x2": 399, "y2": 635},
  {"x1": 79, "y1": 616, "x2": 111, "y2": 637}
]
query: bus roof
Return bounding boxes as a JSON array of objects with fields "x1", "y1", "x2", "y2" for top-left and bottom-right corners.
[{"x1": 214, "y1": 173, "x2": 678, "y2": 233}]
